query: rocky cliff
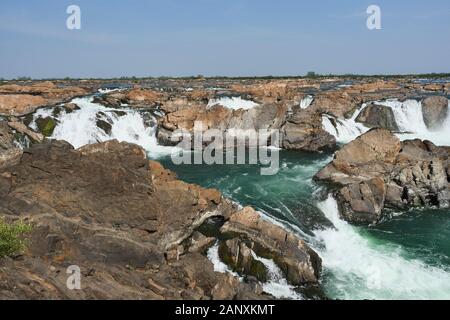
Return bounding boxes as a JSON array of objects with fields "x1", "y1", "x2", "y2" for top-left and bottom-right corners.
[
  {"x1": 315, "y1": 129, "x2": 450, "y2": 225},
  {"x1": 0, "y1": 137, "x2": 321, "y2": 299}
]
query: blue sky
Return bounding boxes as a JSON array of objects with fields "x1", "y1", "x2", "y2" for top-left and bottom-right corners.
[{"x1": 0, "y1": 0, "x2": 449, "y2": 78}]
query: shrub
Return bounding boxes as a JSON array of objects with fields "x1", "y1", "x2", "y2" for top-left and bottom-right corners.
[{"x1": 0, "y1": 218, "x2": 32, "y2": 258}]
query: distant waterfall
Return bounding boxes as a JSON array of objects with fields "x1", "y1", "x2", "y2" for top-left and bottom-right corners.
[{"x1": 322, "y1": 98, "x2": 450, "y2": 146}]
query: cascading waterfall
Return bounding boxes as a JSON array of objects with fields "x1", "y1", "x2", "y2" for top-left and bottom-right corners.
[
  {"x1": 322, "y1": 112, "x2": 369, "y2": 144},
  {"x1": 207, "y1": 96, "x2": 259, "y2": 110},
  {"x1": 206, "y1": 243, "x2": 240, "y2": 276},
  {"x1": 322, "y1": 98, "x2": 450, "y2": 146},
  {"x1": 206, "y1": 242, "x2": 303, "y2": 299},
  {"x1": 300, "y1": 95, "x2": 314, "y2": 109},
  {"x1": 31, "y1": 95, "x2": 179, "y2": 158},
  {"x1": 314, "y1": 195, "x2": 450, "y2": 300},
  {"x1": 250, "y1": 251, "x2": 303, "y2": 300},
  {"x1": 377, "y1": 99, "x2": 450, "y2": 146}
]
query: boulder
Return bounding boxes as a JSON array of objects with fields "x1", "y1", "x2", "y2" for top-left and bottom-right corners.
[
  {"x1": 35, "y1": 117, "x2": 57, "y2": 137},
  {"x1": 355, "y1": 103, "x2": 399, "y2": 131},
  {"x1": 7, "y1": 120, "x2": 44, "y2": 143},
  {"x1": 315, "y1": 129, "x2": 450, "y2": 224},
  {"x1": 307, "y1": 91, "x2": 361, "y2": 119},
  {"x1": 157, "y1": 102, "x2": 289, "y2": 149},
  {"x1": 281, "y1": 108, "x2": 336, "y2": 152},
  {"x1": 218, "y1": 238, "x2": 268, "y2": 282},
  {"x1": 421, "y1": 96, "x2": 448, "y2": 130},
  {"x1": 336, "y1": 177, "x2": 386, "y2": 224},
  {"x1": 220, "y1": 207, "x2": 321, "y2": 285}
]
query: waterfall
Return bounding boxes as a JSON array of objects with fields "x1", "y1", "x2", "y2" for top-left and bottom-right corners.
[
  {"x1": 250, "y1": 251, "x2": 303, "y2": 300},
  {"x1": 30, "y1": 95, "x2": 179, "y2": 158},
  {"x1": 207, "y1": 97, "x2": 259, "y2": 110},
  {"x1": 321, "y1": 108, "x2": 369, "y2": 144},
  {"x1": 377, "y1": 99, "x2": 450, "y2": 146},
  {"x1": 206, "y1": 243, "x2": 240, "y2": 276},
  {"x1": 322, "y1": 98, "x2": 450, "y2": 146},
  {"x1": 206, "y1": 243, "x2": 302, "y2": 299},
  {"x1": 300, "y1": 95, "x2": 314, "y2": 109},
  {"x1": 314, "y1": 195, "x2": 450, "y2": 300}
]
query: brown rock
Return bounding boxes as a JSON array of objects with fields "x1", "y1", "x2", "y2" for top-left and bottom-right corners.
[
  {"x1": 336, "y1": 177, "x2": 386, "y2": 224},
  {"x1": 220, "y1": 207, "x2": 321, "y2": 285},
  {"x1": 315, "y1": 129, "x2": 450, "y2": 224},
  {"x1": 421, "y1": 96, "x2": 448, "y2": 130},
  {"x1": 282, "y1": 109, "x2": 336, "y2": 152},
  {"x1": 7, "y1": 120, "x2": 44, "y2": 143},
  {"x1": 0, "y1": 82, "x2": 89, "y2": 116},
  {"x1": 0, "y1": 94, "x2": 47, "y2": 116},
  {"x1": 355, "y1": 103, "x2": 399, "y2": 131}
]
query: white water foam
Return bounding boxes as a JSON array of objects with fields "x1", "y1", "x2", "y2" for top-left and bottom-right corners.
[
  {"x1": 322, "y1": 98, "x2": 450, "y2": 146},
  {"x1": 322, "y1": 112, "x2": 369, "y2": 144},
  {"x1": 377, "y1": 99, "x2": 450, "y2": 146},
  {"x1": 314, "y1": 195, "x2": 450, "y2": 300},
  {"x1": 300, "y1": 95, "x2": 314, "y2": 109},
  {"x1": 208, "y1": 97, "x2": 259, "y2": 110},
  {"x1": 206, "y1": 242, "x2": 302, "y2": 299},
  {"x1": 251, "y1": 251, "x2": 303, "y2": 300},
  {"x1": 97, "y1": 88, "x2": 125, "y2": 94},
  {"x1": 33, "y1": 96, "x2": 179, "y2": 158},
  {"x1": 206, "y1": 243, "x2": 237, "y2": 275}
]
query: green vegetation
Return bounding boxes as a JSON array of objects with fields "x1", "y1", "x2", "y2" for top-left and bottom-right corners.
[
  {"x1": 36, "y1": 117, "x2": 57, "y2": 137},
  {"x1": 0, "y1": 218, "x2": 32, "y2": 258}
]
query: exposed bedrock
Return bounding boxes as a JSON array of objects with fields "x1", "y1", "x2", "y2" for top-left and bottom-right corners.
[
  {"x1": 421, "y1": 96, "x2": 448, "y2": 130},
  {"x1": 220, "y1": 207, "x2": 321, "y2": 285},
  {"x1": 0, "y1": 139, "x2": 320, "y2": 299},
  {"x1": 92, "y1": 80, "x2": 433, "y2": 153},
  {"x1": 281, "y1": 108, "x2": 337, "y2": 152},
  {"x1": 315, "y1": 128, "x2": 450, "y2": 225},
  {"x1": 156, "y1": 102, "x2": 289, "y2": 147},
  {"x1": 0, "y1": 81, "x2": 90, "y2": 116},
  {"x1": 355, "y1": 103, "x2": 399, "y2": 131}
]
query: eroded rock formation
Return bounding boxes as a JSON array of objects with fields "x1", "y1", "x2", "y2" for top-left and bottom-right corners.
[
  {"x1": 355, "y1": 103, "x2": 399, "y2": 131},
  {"x1": 315, "y1": 129, "x2": 450, "y2": 224},
  {"x1": 0, "y1": 139, "x2": 321, "y2": 299}
]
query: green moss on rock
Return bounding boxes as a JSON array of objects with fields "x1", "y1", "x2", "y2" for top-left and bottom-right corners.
[{"x1": 36, "y1": 117, "x2": 57, "y2": 137}]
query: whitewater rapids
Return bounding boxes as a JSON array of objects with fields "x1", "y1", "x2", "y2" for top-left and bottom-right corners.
[
  {"x1": 31, "y1": 96, "x2": 179, "y2": 158},
  {"x1": 322, "y1": 98, "x2": 450, "y2": 146},
  {"x1": 314, "y1": 195, "x2": 450, "y2": 300}
]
